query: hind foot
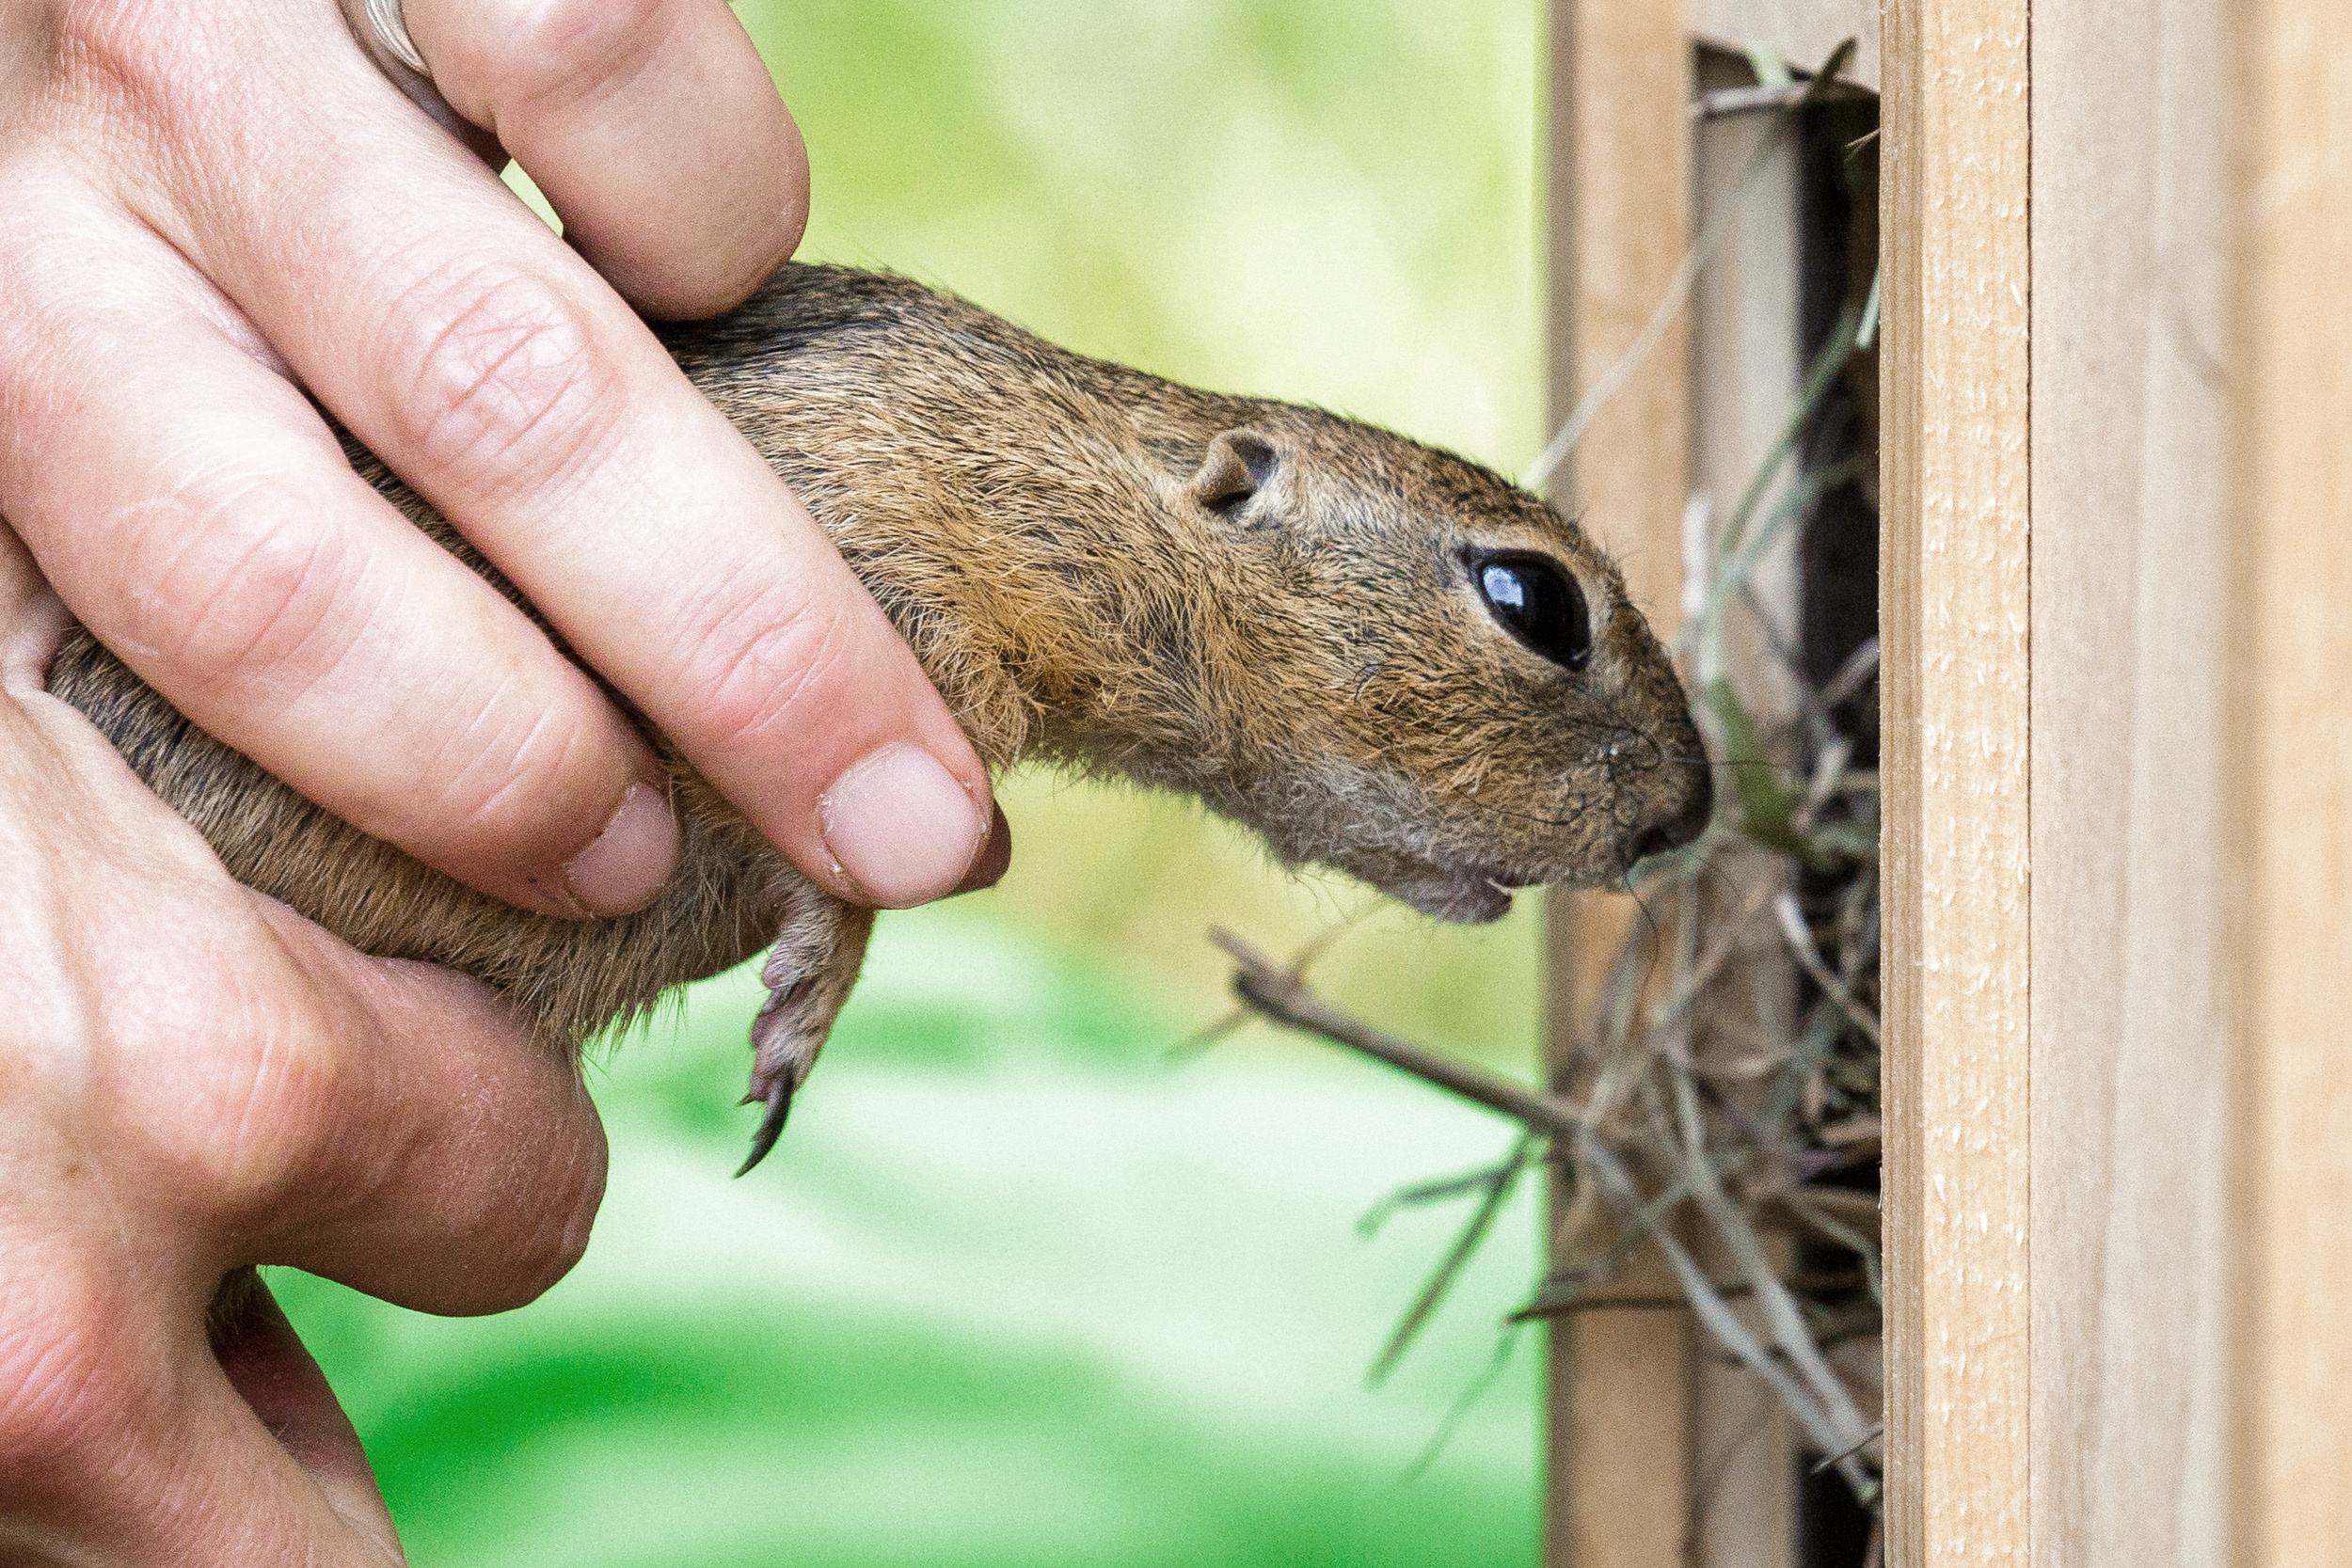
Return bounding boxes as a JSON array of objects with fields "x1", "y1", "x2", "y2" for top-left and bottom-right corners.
[{"x1": 737, "y1": 892, "x2": 874, "y2": 1176}]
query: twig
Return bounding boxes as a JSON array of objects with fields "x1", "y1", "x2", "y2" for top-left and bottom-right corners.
[
  {"x1": 1359, "y1": 1151, "x2": 1531, "y2": 1236},
  {"x1": 1370, "y1": 1137, "x2": 1534, "y2": 1384},
  {"x1": 1403, "y1": 1326, "x2": 1525, "y2": 1481},
  {"x1": 1693, "y1": 77, "x2": 1871, "y2": 120},
  {"x1": 1510, "y1": 1268, "x2": 1869, "y2": 1320},
  {"x1": 1578, "y1": 1130, "x2": 1878, "y2": 1497},
  {"x1": 1812, "y1": 1423, "x2": 1886, "y2": 1475},
  {"x1": 1668, "y1": 1074, "x2": 1875, "y2": 1449},
  {"x1": 1216, "y1": 929, "x2": 1586, "y2": 1141},
  {"x1": 1772, "y1": 893, "x2": 1884, "y2": 1048}
]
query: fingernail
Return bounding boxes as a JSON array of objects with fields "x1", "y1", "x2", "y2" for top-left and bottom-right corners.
[
  {"x1": 952, "y1": 802, "x2": 1013, "y2": 895},
  {"x1": 819, "y1": 744, "x2": 990, "y2": 908},
  {"x1": 562, "y1": 783, "x2": 680, "y2": 915}
]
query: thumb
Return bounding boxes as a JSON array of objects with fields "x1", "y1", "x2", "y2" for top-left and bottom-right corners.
[{"x1": 230, "y1": 912, "x2": 612, "y2": 1318}]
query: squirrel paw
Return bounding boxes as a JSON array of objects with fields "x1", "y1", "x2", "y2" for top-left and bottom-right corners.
[{"x1": 737, "y1": 895, "x2": 874, "y2": 1176}]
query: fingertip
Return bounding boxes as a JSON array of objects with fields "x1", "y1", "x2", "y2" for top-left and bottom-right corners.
[
  {"x1": 556, "y1": 776, "x2": 680, "y2": 916},
  {"x1": 773, "y1": 103, "x2": 813, "y2": 261},
  {"x1": 603, "y1": 100, "x2": 808, "y2": 321},
  {"x1": 405, "y1": 0, "x2": 812, "y2": 321},
  {"x1": 577, "y1": 111, "x2": 807, "y2": 320},
  {"x1": 372, "y1": 660, "x2": 683, "y2": 921},
  {"x1": 817, "y1": 743, "x2": 994, "y2": 910},
  {"x1": 596, "y1": 213, "x2": 794, "y2": 322},
  {"x1": 747, "y1": 99, "x2": 813, "y2": 287}
]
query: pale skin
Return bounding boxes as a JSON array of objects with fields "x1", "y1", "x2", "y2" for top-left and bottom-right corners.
[{"x1": 0, "y1": 0, "x2": 1004, "y2": 1557}]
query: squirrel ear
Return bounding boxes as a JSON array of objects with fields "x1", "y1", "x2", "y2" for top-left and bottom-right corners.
[{"x1": 1189, "y1": 430, "x2": 1281, "y2": 514}]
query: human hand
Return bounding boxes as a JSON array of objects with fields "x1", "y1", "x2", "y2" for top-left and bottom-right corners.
[
  {"x1": 0, "y1": 531, "x2": 609, "y2": 1563},
  {"x1": 0, "y1": 0, "x2": 1001, "y2": 921}
]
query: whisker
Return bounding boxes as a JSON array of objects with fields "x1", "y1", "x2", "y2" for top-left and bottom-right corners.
[
  {"x1": 1677, "y1": 844, "x2": 1745, "y2": 906},
  {"x1": 1618, "y1": 869, "x2": 1676, "y2": 1004}
]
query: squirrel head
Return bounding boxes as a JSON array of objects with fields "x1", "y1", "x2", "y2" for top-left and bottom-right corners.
[
  {"x1": 703, "y1": 268, "x2": 1715, "y2": 924},
  {"x1": 1120, "y1": 406, "x2": 1712, "y2": 923}
]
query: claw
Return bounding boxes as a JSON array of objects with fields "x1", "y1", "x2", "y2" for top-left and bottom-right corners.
[
  {"x1": 736, "y1": 1074, "x2": 796, "y2": 1178},
  {"x1": 729, "y1": 901, "x2": 871, "y2": 1178},
  {"x1": 734, "y1": 978, "x2": 812, "y2": 1177}
]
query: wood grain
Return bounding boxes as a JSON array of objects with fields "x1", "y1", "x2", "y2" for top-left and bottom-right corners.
[
  {"x1": 1879, "y1": 0, "x2": 2033, "y2": 1562},
  {"x1": 1687, "y1": 0, "x2": 1879, "y2": 88},
  {"x1": 1543, "y1": 0, "x2": 1694, "y2": 1562},
  {"x1": 2028, "y1": 0, "x2": 2232, "y2": 1561},
  {"x1": 2226, "y1": 0, "x2": 2352, "y2": 1558}
]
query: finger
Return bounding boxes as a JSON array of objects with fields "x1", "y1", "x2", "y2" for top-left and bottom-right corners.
[
  {"x1": 132, "y1": 45, "x2": 998, "y2": 910},
  {"x1": 0, "y1": 177, "x2": 680, "y2": 918},
  {"x1": 339, "y1": 0, "x2": 506, "y2": 163},
  {"x1": 207, "y1": 1277, "x2": 397, "y2": 1551},
  {"x1": 0, "y1": 633, "x2": 605, "y2": 1320},
  {"x1": 119, "y1": 1304, "x2": 406, "y2": 1567},
  {"x1": 170, "y1": 908, "x2": 610, "y2": 1319},
  {"x1": 0, "y1": 530, "x2": 71, "y2": 691},
  {"x1": 0, "y1": 1249, "x2": 394, "y2": 1567},
  {"x1": 405, "y1": 0, "x2": 808, "y2": 318}
]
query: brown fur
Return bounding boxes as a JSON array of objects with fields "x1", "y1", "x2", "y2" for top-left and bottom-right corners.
[{"x1": 46, "y1": 265, "x2": 1708, "y2": 1087}]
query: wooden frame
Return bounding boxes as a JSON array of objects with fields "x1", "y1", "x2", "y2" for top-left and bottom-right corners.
[
  {"x1": 1543, "y1": 2, "x2": 1696, "y2": 1560},
  {"x1": 2227, "y1": 0, "x2": 2352, "y2": 1557},
  {"x1": 2027, "y1": 0, "x2": 2231, "y2": 1558},
  {"x1": 1878, "y1": 0, "x2": 2032, "y2": 1558},
  {"x1": 1545, "y1": 6, "x2": 1860, "y2": 1565},
  {"x1": 1545, "y1": 0, "x2": 2351, "y2": 1562}
]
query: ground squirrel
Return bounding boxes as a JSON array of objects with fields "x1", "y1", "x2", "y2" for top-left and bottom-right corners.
[{"x1": 47, "y1": 265, "x2": 1711, "y2": 1170}]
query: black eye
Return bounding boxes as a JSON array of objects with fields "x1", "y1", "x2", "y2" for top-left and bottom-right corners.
[{"x1": 1473, "y1": 552, "x2": 1592, "y2": 670}]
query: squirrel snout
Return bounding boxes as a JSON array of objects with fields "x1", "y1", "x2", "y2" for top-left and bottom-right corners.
[{"x1": 1629, "y1": 765, "x2": 1714, "y2": 865}]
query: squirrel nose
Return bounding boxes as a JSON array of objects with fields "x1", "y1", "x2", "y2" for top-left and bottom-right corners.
[{"x1": 1630, "y1": 768, "x2": 1714, "y2": 864}]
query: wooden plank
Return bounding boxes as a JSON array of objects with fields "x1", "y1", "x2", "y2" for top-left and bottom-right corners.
[
  {"x1": 1545, "y1": 3, "x2": 1693, "y2": 630},
  {"x1": 1683, "y1": 61, "x2": 1804, "y2": 1568},
  {"x1": 1688, "y1": 0, "x2": 1879, "y2": 87},
  {"x1": 1543, "y1": 0, "x2": 1693, "y2": 1563},
  {"x1": 2027, "y1": 0, "x2": 2232, "y2": 1562},
  {"x1": 2226, "y1": 0, "x2": 2352, "y2": 1558},
  {"x1": 1878, "y1": 0, "x2": 2032, "y2": 1561}
]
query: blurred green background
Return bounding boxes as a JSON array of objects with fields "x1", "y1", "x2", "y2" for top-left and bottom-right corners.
[{"x1": 277, "y1": 3, "x2": 1554, "y2": 1561}]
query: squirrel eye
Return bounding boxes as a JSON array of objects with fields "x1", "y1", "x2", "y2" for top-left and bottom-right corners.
[{"x1": 1473, "y1": 552, "x2": 1592, "y2": 671}]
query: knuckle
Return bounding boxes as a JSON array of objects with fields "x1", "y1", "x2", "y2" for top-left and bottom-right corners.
[
  {"x1": 0, "y1": 1256, "x2": 147, "y2": 1495},
  {"x1": 383, "y1": 260, "x2": 615, "y2": 496},
  {"x1": 406, "y1": 681, "x2": 612, "y2": 864},
  {"x1": 488, "y1": 0, "x2": 673, "y2": 113},
  {"x1": 49, "y1": 0, "x2": 166, "y2": 102},
  {"x1": 50, "y1": 2, "x2": 238, "y2": 150},
  {"x1": 105, "y1": 477, "x2": 358, "y2": 700},
  {"x1": 0, "y1": 204, "x2": 135, "y2": 440},
  {"x1": 684, "y1": 588, "x2": 860, "y2": 757},
  {"x1": 153, "y1": 993, "x2": 369, "y2": 1223}
]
